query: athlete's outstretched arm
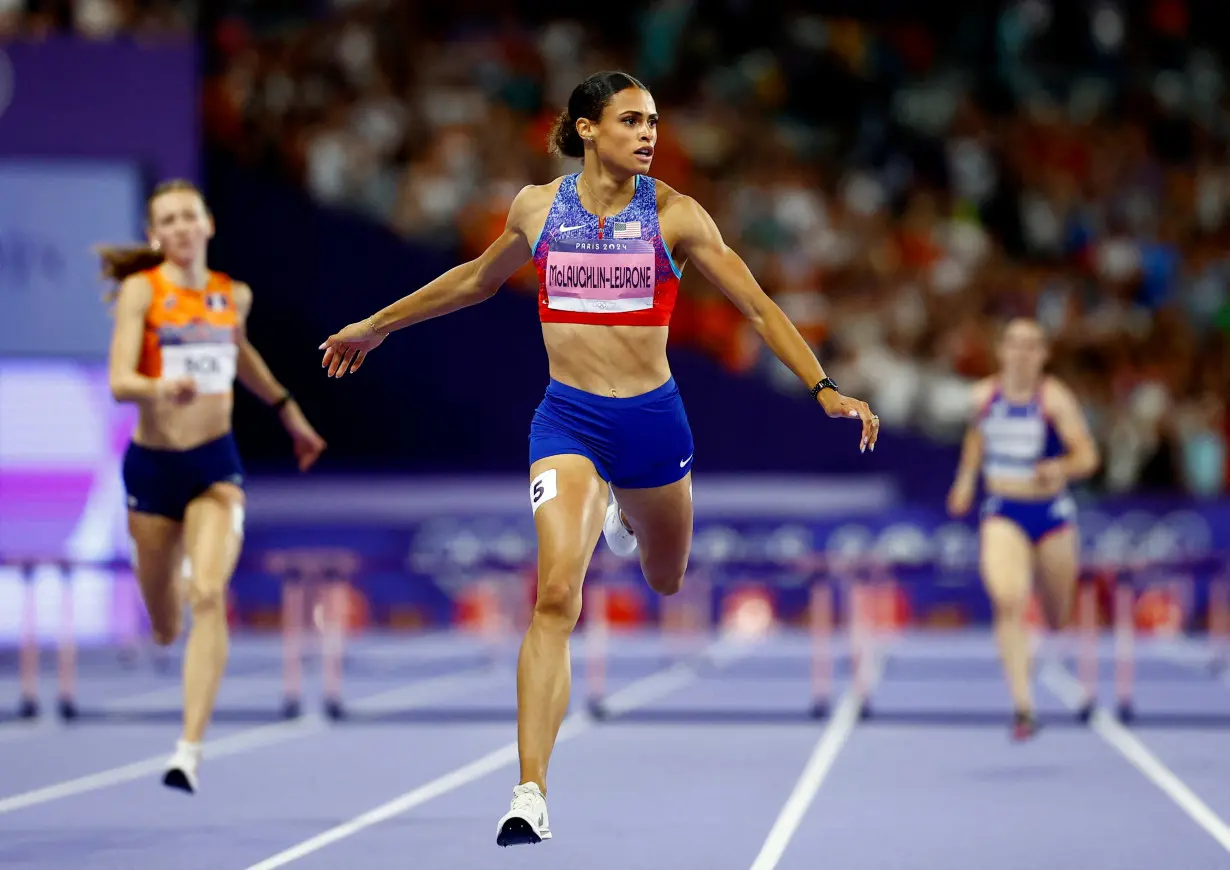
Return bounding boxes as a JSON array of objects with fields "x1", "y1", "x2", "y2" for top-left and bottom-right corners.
[
  {"x1": 320, "y1": 185, "x2": 540, "y2": 378},
  {"x1": 107, "y1": 276, "x2": 196, "y2": 404},
  {"x1": 667, "y1": 195, "x2": 879, "y2": 450},
  {"x1": 1036, "y1": 378, "x2": 1100, "y2": 487},
  {"x1": 234, "y1": 283, "x2": 326, "y2": 471}
]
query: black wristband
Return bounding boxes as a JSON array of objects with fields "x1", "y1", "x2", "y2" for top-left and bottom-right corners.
[
  {"x1": 271, "y1": 392, "x2": 293, "y2": 411},
  {"x1": 810, "y1": 377, "x2": 838, "y2": 400}
]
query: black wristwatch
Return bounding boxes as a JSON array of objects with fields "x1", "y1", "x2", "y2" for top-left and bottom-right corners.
[{"x1": 809, "y1": 377, "x2": 838, "y2": 401}]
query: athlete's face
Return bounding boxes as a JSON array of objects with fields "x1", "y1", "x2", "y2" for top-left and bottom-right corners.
[
  {"x1": 148, "y1": 190, "x2": 214, "y2": 266},
  {"x1": 585, "y1": 87, "x2": 658, "y2": 176},
  {"x1": 998, "y1": 319, "x2": 1048, "y2": 381}
]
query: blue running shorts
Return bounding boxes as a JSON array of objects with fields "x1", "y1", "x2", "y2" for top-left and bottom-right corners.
[
  {"x1": 122, "y1": 433, "x2": 245, "y2": 521},
  {"x1": 528, "y1": 377, "x2": 693, "y2": 489},
  {"x1": 981, "y1": 493, "x2": 1076, "y2": 544}
]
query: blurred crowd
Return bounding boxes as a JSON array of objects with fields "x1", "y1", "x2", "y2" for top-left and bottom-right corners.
[
  {"x1": 195, "y1": 0, "x2": 1229, "y2": 496},
  {"x1": 0, "y1": 0, "x2": 190, "y2": 39}
]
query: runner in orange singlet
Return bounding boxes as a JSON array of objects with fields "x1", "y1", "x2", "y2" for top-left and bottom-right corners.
[{"x1": 99, "y1": 179, "x2": 326, "y2": 793}]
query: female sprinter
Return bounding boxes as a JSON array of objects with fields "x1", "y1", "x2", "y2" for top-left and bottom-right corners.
[
  {"x1": 101, "y1": 179, "x2": 327, "y2": 793},
  {"x1": 319, "y1": 71, "x2": 880, "y2": 846},
  {"x1": 947, "y1": 317, "x2": 1099, "y2": 740}
]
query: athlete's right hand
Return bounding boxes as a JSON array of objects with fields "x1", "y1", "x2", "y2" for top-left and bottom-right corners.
[
  {"x1": 158, "y1": 376, "x2": 197, "y2": 405},
  {"x1": 946, "y1": 481, "x2": 974, "y2": 518},
  {"x1": 320, "y1": 317, "x2": 387, "y2": 378}
]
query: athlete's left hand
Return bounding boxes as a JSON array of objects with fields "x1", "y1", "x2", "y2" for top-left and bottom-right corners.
[
  {"x1": 279, "y1": 403, "x2": 327, "y2": 471},
  {"x1": 817, "y1": 390, "x2": 880, "y2": 453},
  {"x1": 320, "y1": 318, "x2": 387, "y2": 378},
  {"x1": 1034, "y1": 458, "x2": 1067, "y2": 489}
]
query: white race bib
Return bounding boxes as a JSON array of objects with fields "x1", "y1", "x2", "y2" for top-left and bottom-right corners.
[
  {"x1": 545, "y1": 239, "x2": 656, "y2": 314},
  {"x1": 161, "y1": 342, "x2": 237, "y2": 395}
]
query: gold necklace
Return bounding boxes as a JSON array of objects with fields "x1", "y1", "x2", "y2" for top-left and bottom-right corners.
[{"x1": 580, "y1": 174, "x2": 618, "y2": 218}]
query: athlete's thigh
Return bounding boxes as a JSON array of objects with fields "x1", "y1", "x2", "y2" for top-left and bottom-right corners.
[
  {"x1": 1034, "y1": 524, "x2": 1080, "y2": 628},
  {"x1": 611, "y1": 472, "x2": 693, "y2": 570},
  {"x1": 127, "y1": 510, "x2": 184, "y2": 639},
  {"x1": 980, "y1": 516, "x2": 1034, "y2": 611},
  {"x1": 181, "y1": 482, "x2": 246, "y2": 598},
  {"x1": 530, "y1": 454, "x2": 610, "y2": 596}
]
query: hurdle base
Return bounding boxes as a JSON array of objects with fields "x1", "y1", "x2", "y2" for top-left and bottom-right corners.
[
  {"x1": 858, "y1": 701, "x2": 873, "y2": 721},
  {"x1": 809, "y1": 702, "x2": 829, "y2": 720},
  {"x1": 18, "y1": 696, "x2": 39, "y2": 720},
  {"x1": 281, "y1": 697, "x2": 302, "y2": 720},
  {"x1": 1116, "y1": 702, "x2": 1135, "y2": 724},
  {"x1": 323, "y1": 698, "x2": 346, "y2": 722},
  {"x1": 1076, "y1": 701, "x2": 1094, "y2": 724},
  {"x1": 57, "y1": 697, "x2": 79, "y2": 722},
  {"x1": 153, "y1": 654, "x2": 175, "y2": 676},
  {"x1": 587, "y1": 700, "x2": 608, "y2": 721}
]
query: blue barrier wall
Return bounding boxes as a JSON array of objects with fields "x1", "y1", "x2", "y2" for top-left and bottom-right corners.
[{"x1": 229, "y1": 486, "x2": 1230, "y2": 628}]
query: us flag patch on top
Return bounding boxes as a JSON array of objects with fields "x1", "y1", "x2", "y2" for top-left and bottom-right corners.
[{"x1": 611, "y1": 221, "x2": 641, "y2": 239}]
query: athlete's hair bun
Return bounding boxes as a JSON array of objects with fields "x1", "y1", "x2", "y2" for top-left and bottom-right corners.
[
  {"x1": 547, "y1": 71, "x2": 649, "y2": 160},
  {"x1": 548, "y1": 109, "x2": 584, "y2": 159}
]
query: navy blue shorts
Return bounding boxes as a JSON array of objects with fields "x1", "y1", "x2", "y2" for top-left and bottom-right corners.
[
  {"x1": 981, "y1": 493, "x2": 1076, "y2": 544},
  {"x1": 529, "y1": 378, "x2": 694, "y2": 489},
  {"x1": 122, "y1": 433, "x2": 245, "y2": 521}
]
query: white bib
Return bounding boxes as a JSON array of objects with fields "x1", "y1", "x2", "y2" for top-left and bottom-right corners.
[
  {"x1": 545, "y1": 239, "x2": 656, "y2": 314},
  {"x1": 161, "y1": 342, "x2": 238, "y2": 395}
]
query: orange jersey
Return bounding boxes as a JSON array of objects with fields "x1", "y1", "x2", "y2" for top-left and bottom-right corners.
[{"x1": 137, "y1": 268, "x2": 240, "y2": 395}]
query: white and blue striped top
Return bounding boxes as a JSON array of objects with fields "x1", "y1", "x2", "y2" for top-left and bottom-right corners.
[{"x1": 977, "y1": 385, "x2": 1065, "y2": 482}]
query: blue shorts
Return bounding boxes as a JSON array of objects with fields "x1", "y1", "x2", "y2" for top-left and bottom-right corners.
[
  {"x1": 981, "y1": 493, "x2": 1076, "y2": 544},
  {"x1": 529, "y1": 378, "x2": 694, "y2": 489},
  {"x1": 122, "y1": 433, "x2": 245, "y2": 521}
]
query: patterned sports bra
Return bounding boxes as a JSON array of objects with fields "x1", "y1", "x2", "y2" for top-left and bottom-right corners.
[{"x1": 532, "y1": 174, "x2": 682, "y2": 327}]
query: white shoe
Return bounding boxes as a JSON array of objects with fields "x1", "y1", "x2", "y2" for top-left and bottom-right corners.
[
  {"x1": 496, "y1": 782, "x2": 552, "y2": 846},
  {"x1": 162, "y1": 739, "x2": 201, "y2": 794},
  {"x1": 603, "y1": 498, "x2": 638, "y2": 558}
]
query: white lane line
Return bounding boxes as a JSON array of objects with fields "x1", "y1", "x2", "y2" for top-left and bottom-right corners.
[
  {"x1": 1040, "y1": 662, "x2": 1230, "y2": 853},
  {"x1": 748, "y1": 657, "x2": 883, "y2": 870},
  {"x1": 1153, "y1": 637, "x2": 1230, "y2": 691},
  {"x1": 0, "y1": 668, "x2": 500, "y2": 814},
  {"x1": 240, "y1": 639, "x2": 759, "y2": 870},
  {"x1": 0, "y1": 677, "x2": 284, "y2": 744}
]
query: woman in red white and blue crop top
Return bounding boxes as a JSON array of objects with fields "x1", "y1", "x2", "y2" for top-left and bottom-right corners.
[
  {"x1": 319, "y1": 70, "x2": 880, "y2": 846},
  {"x1": 947, "y1": 317, "x2": 1100, "y2": 741}
]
